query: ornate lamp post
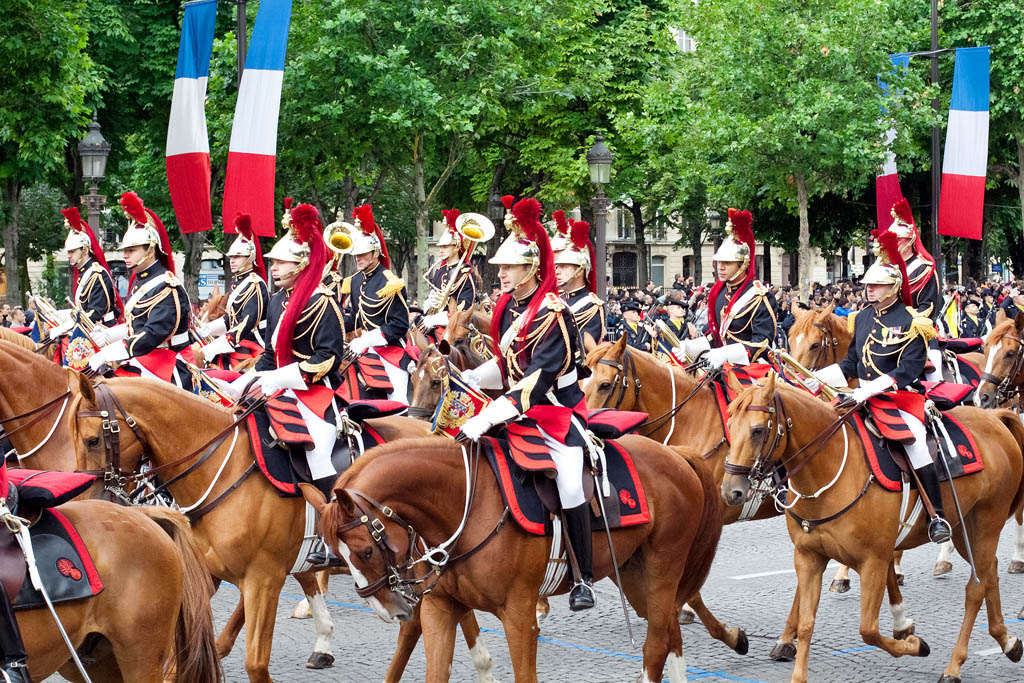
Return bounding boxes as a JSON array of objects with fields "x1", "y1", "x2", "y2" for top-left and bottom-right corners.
[
  {"x1": 587, "y1": 135, "x2": 613, "y2": 298},
  {"x1": 77, "y1": 115, "x2": 111, "y2": 244}
]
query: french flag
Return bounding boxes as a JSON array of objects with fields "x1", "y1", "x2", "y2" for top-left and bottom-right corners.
[
  {"x1": 222, "y1": 0, "x2": 292, "y2": 237},
  {"x1": 166, "y1": 0, "x2": 218, "y2": 234},
  {"x1": 875, "y1": 54, "x2": 909, "y2": 231},
  {"x1": 938, "y1": 47, "x2": 990, "y2": 241}
]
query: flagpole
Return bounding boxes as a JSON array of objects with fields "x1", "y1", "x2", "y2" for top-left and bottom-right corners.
[
  {"x1": 930, "y1": 0, "x2": 943, "y2": 280},
  {"x1": 236, "y1": 0, "x2": 247, "y2": 86}
]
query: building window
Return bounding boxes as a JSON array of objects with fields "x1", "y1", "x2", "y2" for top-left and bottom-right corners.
[
  {"x1": 651, "y1": 255, "x2": 665, "y2": 288},
  {"x1": 612, "y1": 251, "x2": 637, "y2": 288},
  {"x1": 683, "y1": 255, "x2": 693, "y2": 279},
  {"x1": 616, "y1": 210, "x2": 634, "y2": 241}
]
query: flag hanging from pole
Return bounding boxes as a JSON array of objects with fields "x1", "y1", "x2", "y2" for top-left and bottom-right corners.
[
  {"x1": 222, "y1": 0, "x2": 293, "y2": 237},
  {"x1": 875, "y1": 54, "x2": 910, "y2": 231},
  {"x1": 166, "y1": 0, "x2": 218, "y2": 234},
  {"x1": 938, "y1": 46, "x2": 990, "y2": 241}
]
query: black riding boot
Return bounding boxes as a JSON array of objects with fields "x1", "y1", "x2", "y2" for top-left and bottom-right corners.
[
  {"x1": 916, "y1": 463, "x2": 952, "y2": 544},
  {"x1": 564, "y1": 503, "x2": 595, "y2": 612},
  {"x1": 0, "y1": 589, "x2": 31, "y2": 683}
]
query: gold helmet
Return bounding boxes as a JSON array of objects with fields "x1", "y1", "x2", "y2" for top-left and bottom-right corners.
[
  {"x1": 553, "y1": 219, "x2": 596, "y2": 291},
  {"x1": 549, "y1": 210, "x2": 571, "y2": 253},
  {"x1": 437, "y1": 209, "x2": 467, "y2": 251},
  {"x1": 489, "y1": 195, "x2": 540, "y2": 279},
  {"x1": 61, "y1": 207, "x2": 93, "y2": 252},
  {"x1": 118, "y1": 192, "x2": 164, "y2": 252},
  {"x1": 712, "y1": 208, "x2": 754, "y2": 266},
  {"x1": 226, "y1": 213, "x2": 257, "y2": 259},
  {"x1": 266, "y1": 198, "x2": 310, "y2": 266},
  {"x1": 350, "y1": 204, "x2": 391, "y2": 269},
  {"x1": 862, "y1": 228, "x2": 910, "y2": 304}
]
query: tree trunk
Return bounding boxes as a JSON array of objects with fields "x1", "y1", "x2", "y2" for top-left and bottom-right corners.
[
  {"x1": 629, "y1": 200, "x2": 648, "y2": 288},
  {"x1": 479, "y1": 159, "x2": 508, "y2": 293},
  {"x1": 1014, "y1": 139, "x2": 1024, "y2": 280},
  {"x1": 762, "y1": 242, "x2": 772, "y2": 284},
  {"x1": 691, "y1": 223, "x2": 704, "y2": 286},
  {"x1": 2, "y1": 181, "x2": 22, "y2": 306},
  {"x1": 411, "y1": 133, "x2": 427, "y2": 303},
  {"x1": 181, "y1": 230, "x2": 205, "y2": 303},
  {"x1": 795, "y1": 174, "x2": 811, "y2": 300}
]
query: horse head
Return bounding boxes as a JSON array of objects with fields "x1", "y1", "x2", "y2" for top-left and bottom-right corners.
[
  {"x1": 720, "y1": 371, "x2": 783, "y2": 507},
  {"x1": 583, "y1": 336, "x2": 636, "y2": 410},
  {"x1": 442, "y1": 307, "x2": 492, "y2": 367},
  {"x1": 788, "y1": 303, "x2": 847, "y2": 370},
  {"x1": 407, "y1": 344, "x2": 448, "y2": 418},
  {"x1": 976, "y1": 313, "x2": 1024, "y2": 409}
]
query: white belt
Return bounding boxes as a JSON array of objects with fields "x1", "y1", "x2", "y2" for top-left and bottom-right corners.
[
  {"x1": 101, "y1": 311, "x2": 115, "y2": 323},
  {"x1": 170, "y1": 331, "x2": 190, "y2": 346},
  {"x1": 258, "y1": 320, "x2": 267, "y2": 330},
  {"x1": 556, "y1": 369, "x2": 578, "y2": 389}
]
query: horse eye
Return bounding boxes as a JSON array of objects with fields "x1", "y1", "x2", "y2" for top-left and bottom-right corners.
[
  {"x1": 810, "y1": 343, "x2": 820, "y2": 349},
  {"x1": 360, "y1": 548, "x2": 373, "y2": 561},
  {"x1": 1005, "y1": 352, "x2": 1016, "y2": 361},
  {"x1": 599, "y1": 382, "x2": 612, "y2": 392},
  {"x1": 431, "y1": 379, "x2": 442, "y2": 388},
  {"x1": 86, "y1": 436, "x2": 101, "y2": 448},
  {"x1": 750, "y1": 425, "x2": 766, "y2": 440}
]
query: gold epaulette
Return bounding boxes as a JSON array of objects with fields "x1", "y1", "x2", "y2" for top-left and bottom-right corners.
[
  {"x1": 376, "y1": 269, "x2": 405, "y2": 298},
  {"x1": 847, "y1": 310, "x2": 857, "y2": 335},
  {"x1": 588, "y1": 292, "x2": 605, "y2": 305},
  {"x1": 166, "y1": 273, "x2": 181, "y2": 287},
  {"x1": 752, "y1": 280, "x2": 768, "y2": 295},
  {"x1": 544, "y1": 292, "x2": 565, "y2": 311},
  {"x1": 906, "y1": 306, "x2": 938, "y2": 343},
  {"x1": 340, "y1": 275, "x2": 353, "y2": 296}
]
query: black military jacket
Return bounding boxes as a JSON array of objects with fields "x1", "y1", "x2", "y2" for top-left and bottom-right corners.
[
  {"x1": 256, "y1": 287, "x2": 346, "y2": 385},
  {"x1": 425, "y1": 260, "x2": 476, "y2": 312},
  {"x1": 563, "y1": 287, "x2": 606, "y2": 346},
  {"x1": 707, "y1": 280, "x2": 777, "y2": 361},
  {"x1": 838, "y1": 301, "x2": 933, "y2": 389},
  {"x1": 124, "y1": 261, "x2": 192, "y2": 355},
  {"x1": 959, "y1": 314, "x2": 985, "y2": 339},
  {"x1": 906, "y1": 256, "x2": 941, "y2": 320},
  {"x1": 73, "y1": 257, "x2": 120, "y2": 324},
  {"x1": 225, "y1": 270, "x2": 269, "y2": 348},
  {"x1": 342, "y1": 263, "x2": 409, "y2": 345},
  {"x1": 653, "y1": 317, "x2": 688, "y2": 356},
  {"x1": 622, "y1": 321, "x2": 651, "y2": 350}
]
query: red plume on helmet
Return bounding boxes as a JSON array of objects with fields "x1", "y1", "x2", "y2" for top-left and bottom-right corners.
[
  {"x1": 892, "y1": 198, "x2": 915, "y2": 228},
  {"x1": 283, "y1": 197, "x2": 293, "y2": 212},
  {"x1": 234, "y1": 213, "x2": 266, "y2": 281},
  {"x1": 552, "y1": 210, "x2": 569, "y2": 238},
  {"x1": 120, "y1": 192, "x2": 174, "y2": 274},
  {"x1": 872, "y1": 227, "x2": 912, "y2": 306},
  {"x1": 890, "y1": 198, "x2": 936, "y2": 287},
  {"x1": 570, "y1": 220, "x2": 597, "y2": 292},
  {"x1": 707, "y1": 208, "x2": 757, "y2": 346},
  {"x1": 352, "y1": 204, "x2": 390, "y2": 270},
  {"x1": 501, "y1": 195, "x2": 515, "y2": 212},
  {"x1": 441, "y1": 208, "x2": 460, "y2": 230},
  {"x1": 275, "y1": 203, "x2": 326, "y2": 367}
]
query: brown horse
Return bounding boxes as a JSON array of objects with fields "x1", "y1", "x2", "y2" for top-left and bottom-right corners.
[
  {"x1": 15, "y1": 501, "x2": 220, "y2": 682},
  {"x1": 64, "y1": 374, "x2": 431, "y2": 682},
  {"x1": 322, "y1": 436, "x2": 722, "y2": 683},
  {"x1": 721, "y1": 373, "x2": 1024, "y2": 683},
  {"x1": 787, "y1": 304, "x2": 852, "y2": 371}
]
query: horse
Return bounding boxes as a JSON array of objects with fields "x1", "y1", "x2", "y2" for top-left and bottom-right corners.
[
  {"x1": 321, "y1": 436, "x2": 722, "y2": 683},
  {"x1": 14, "y1": 501, "x2": 220, "y2": 682},
  {"x1": 721, "y1": 373, "x2": 1024, "y2": 683},
  {"x1": 64, "y1": 373, "x2": 432, "y2": 682},
  {"x1": 787, "y1": 304, "x2": 852, "y2": 371}
]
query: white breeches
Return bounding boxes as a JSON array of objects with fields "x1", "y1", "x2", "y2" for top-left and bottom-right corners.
[
  {"x1": 538, "y1": 425, "x2": 586, "y2": 508},
  {"x1": 290, "y1": 390, "x2": 338, "y2": 480},
  {"x1": 925, "y1": 347, "x2": 944, "y2": 383},
  {"x1": 897, "y1": 409, "x2": 932, "y2": 469},
  {"x1": 371, "y1": 351, "x2": 409, "y2": 403}
]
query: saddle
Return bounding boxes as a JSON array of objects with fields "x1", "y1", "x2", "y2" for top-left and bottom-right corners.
[
  {"x1": 0, "y1": 470, "x2": 103, "y2": 608},
  {"x1": 337, "y1": 356, "x2": 394, "y2": 401},
  {"x1": 938, "y1": 337, "x2": 983, "y2": 354}
]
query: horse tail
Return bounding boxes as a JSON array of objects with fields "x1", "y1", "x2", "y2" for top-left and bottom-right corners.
[
  {"x1": 141, "y1": 507, "x2": 223, "y2": 683},
  {"x1": 672, "y1": 448, "x2": 723, "y2": 604},
  {"x1": 994, "y1": 409, "x2": 1024, "y2": 518}
]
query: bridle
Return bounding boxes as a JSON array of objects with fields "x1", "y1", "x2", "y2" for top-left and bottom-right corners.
[
  {"x1": 809, "y1": 318, "x2": 841, "y2": 369},
  {"x1": 980, "y1": 334, "x2": 1024, "y2": 406},
  {"x1": 0, "y1": 390, "x2": 72, "y2": 460}
]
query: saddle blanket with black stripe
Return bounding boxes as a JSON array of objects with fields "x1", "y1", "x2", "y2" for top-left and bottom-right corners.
[
  {"x1": 12, "y1": 508, "x2": 103, "y2": 610},
  {"x1": 480, "y1": 433, "x2": 650, "y2": 536}
]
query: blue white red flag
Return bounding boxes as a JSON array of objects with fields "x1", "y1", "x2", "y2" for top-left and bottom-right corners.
[
  {"x1": 938, "y1": 47, "x2": 989, "y2": 241},
  {"x1": 166, "y1": 0, "x2": 218, "y2": 234},
  {"x1": 875, "y1": 54, "x2": 910, "y2": 231},
  {"x1": 222, "y1": 0, "x2": 293, "y2": 237}
]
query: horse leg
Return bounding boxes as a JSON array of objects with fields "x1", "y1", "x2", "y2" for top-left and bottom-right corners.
[
  {"x1": 386, "y1": 607, "x2": 424, "y2": 683},
  {"x1": 893, "y1": 550, "x2": 905, "y2": 585},
  {"x1": 241, "y1": 577, "x2": 286, "y2": 683},
  {"x1": 293, "y1": 571, "x2": 334, "y2": 669},
  {"x1": 292, "y1": 569, "x2": 332, "y2": 617},
  {"x1": 678, "y1": 602, "x2": 696, "y2": 624},
  {"x1": 934, "y1": 540, "x2": 955, "y2": 576},
  {"x1": 687, "y1": 591, "x2": 748, "y2": 655},
  {"x1": 769, "y1": 586, "x2": 799, "y2": 662},
  {"x1": 886, "y1": 562, "x2": 915, "y2": 640},
  {"x1": 420, "y1": 595, "x2": 467, "y2": 683},
  {"x1": 854, "y1": 557, "x2": 928, "y2": 658},
  {"x1": 790, "y1": 549, "x2": 829, "y2": 683},
  {"x1": 216, "y1": 597, "x2": 245, "y2": 659},
  {"x1": 828, "y1": 563, "x2": 851, "y2": 593},
  {"x1": 497, "y1": 594, "x2": 540, "y2": 683},
  {"x1": 1008, "y1": 516, "x2": 1024, "y2": 574},
  {"x1": 459, "y1": 611, "x2": 498, "y2": 683}
]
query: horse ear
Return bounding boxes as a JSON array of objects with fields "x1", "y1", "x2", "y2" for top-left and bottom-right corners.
[
  {"x1": 74, "y1": 372, "x2": 96, "y2": 404},
  {"x1": 822, "y1": 302, "x2": 835, "y2": 316},
  {"x1": 582, "y1": 331, "x2": 598, "y2": 354},
  {"x1": 438, "y1": 339, "x2": 451, "y2": 356},
  {"x1": 612, "y1": 333, "x2": 627, "y2": 356},
  {"x1": 1015, "y1": 312, "x2": 1024, "y2": 333},
  {"x1": 724, "y1": 367, "x2": 744, "y2": 395},
  {"x1": 765, "y1": 371, "x2": 778, "y2": 394},
  {"x1": 334, "y1": 489, "x2": 357, "y2": 519}
]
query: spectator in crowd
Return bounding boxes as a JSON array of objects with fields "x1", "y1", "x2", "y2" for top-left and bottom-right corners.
[
  {"x1": 0, "y1": 303, "x2": 10, "y2": 328},
  {"x1": 10, "y1": 306, "x2": 26, "y2": 327},
  {"x1": 960, "y1": 299, "x2": 985, "y2": 338}
]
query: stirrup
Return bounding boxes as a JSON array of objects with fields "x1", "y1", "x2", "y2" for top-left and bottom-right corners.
[
  {"x1": 928, "y1": 516, "x2": 952, "y2": 544},
  {"x1": 305, "y1": 548, "x2": 344, "y2": 568},
  {"x1": 1, "y1": 662, "x2": 32, "y2": 683},
  {"x1": 569, "y1": 579, "x2": 595, "y2": 612}
]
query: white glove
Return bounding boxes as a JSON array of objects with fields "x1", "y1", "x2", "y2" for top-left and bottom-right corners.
[
  {"x1": 460, "y1": 367, "x2": 482, "y2": 390},
  {"x1": 88, "y1": 341, "x2": 129, "y2": 371},
  {"x1": 201, "y1": 335, "x2": 235, "y2": 359},
  {"x1": 466, "y1": 357, "x2": 504, "y2": 390},
  {"x1": 423, "y1": 290, "x2": 441, "y2": 311},
  {"x1": 90, "y1": 327, "x2": 109, "y2": 347},
  {"x1": 682, "y1": 336, "x2": 711, "y2": 359},
  {"x1": 104, "y1": 323, "x2": 130, "y2": 344},
  {"x1": 227, "y1": 371, "x2": 259, "y2": 398},
  {"x1": 204, "y1": 317, "x2": 228, "y2": 338},
  {"x1": 850, "y1": 374, "x2": 895, "y2": 403},
  {"x1": 670, "y1": 346, "x2": 688, "y2": 364},
  {"x1": 348, "y1": 328, "x2": 387, "y2": 356},
  {"x1": 813, "y1": 363, "x2": 849, "y2": 390},
  {"x1": 421, "y1": 311, "x2": 449, "y2": 330},
  {"x1": 258, "y1": 363, "x2": 307, "y2": 396},
  {"x1": 48, "y1": 319, "x2": 75, "y2": 340},
  {"x1": 458, "y1": 397, "x2": 519, "y2": 441},
  {"x1": 706, "y1": 343, "x2": 748, "y2": 369}
]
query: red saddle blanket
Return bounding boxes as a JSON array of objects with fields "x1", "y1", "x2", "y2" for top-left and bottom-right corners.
[
  {"x1": 338, "y1": 356, "x2": 394, "y2": 401},
  {"x1": 12, "y1": 508, "x2": 103, "y2": 611},
  {"x1": 851, "y1": 412, "x2": 983, "y2": 492},
  {"x1": 480, "y1": 434, "x2": 650, "y2": 536}
]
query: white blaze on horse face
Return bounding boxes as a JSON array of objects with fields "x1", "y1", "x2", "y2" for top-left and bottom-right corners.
[
  {"x1": 984, "y1": 341, "x2": 1003, "y2": 375},
  {"x1": 665, "y1": 651, "x2": 687, "y2": 682},
  {"x1": 795, "y1": 333, "x2": 804, "y2": 347},
  {"x1": 336, "y1": 539, "x2": 394, "y2": 623},
  {"x1": 308, "y1": 592, "x2": 334, "y2": 655}
]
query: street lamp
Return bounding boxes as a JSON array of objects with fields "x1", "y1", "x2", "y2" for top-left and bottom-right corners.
[
  {"x1": 77, "y1": 114, "x2": 111, "y2": 243},
  {"x1": 587, "y1": 135, "x2": 613, "y2": 298},
  {"x1": 708, "y1": 209, "x2": 721, "y2": 233}
]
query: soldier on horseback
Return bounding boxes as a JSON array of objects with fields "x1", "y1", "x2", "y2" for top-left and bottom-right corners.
[
  {"x1": 88, "y1": 192, "x2": 194, "y2": 388},
  {"x1": 551, "y1": 212, "x2": 606, "y2": 348},
  {"x1": 458, "y1": 196, "x2": 596, "y2": 611},
  {"x1": 677, "y1": 208, "x2": 776, "y2": 366},
  {"x1": 419, "y1": 209, "x2": 479, "y2": 336},
  {"x1": 201, "y1": 212, "x2": 270, "y2": 367},
  {"x1": 61, "y1": 206, "x2": 122, "y2": 326},
  {"x1": 0, "y1": 462, "x2": 30, "y2": 683},
  {"x1": 620, "y1": 300, "x2": 651, "y2": 350},
  {"x1": 814, "y1": 228, "x2": 951, "y2": 544},
  {"x1": 341, "y1": 205, "x2": 412, "y2": 403}
]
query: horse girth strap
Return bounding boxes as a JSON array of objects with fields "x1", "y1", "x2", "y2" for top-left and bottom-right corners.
[{"x1": 786, "y1": 475, "x2": 873, "y2": 533}]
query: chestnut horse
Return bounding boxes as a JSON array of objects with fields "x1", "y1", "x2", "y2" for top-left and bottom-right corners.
[
  {"x1": 722, "y1": 373, "x2": 1024, "y2": 683},
  {"x1": 15, "y1": 501, "x2": 220, "y2": 682},
  {"x1": 321, "y1": 436, "x2": 722, "y2": 683},
  {"x1": 64, "y1": 374, "x2": 432, "y2": 682},
  {"x1": 786, "y1": 305, "x2": 852, "y2": 371}
]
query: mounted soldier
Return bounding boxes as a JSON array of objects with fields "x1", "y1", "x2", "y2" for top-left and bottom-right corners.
[
  {"x1": 341, "y1": 205, "x2": 412, "y2": 403},
  {"x1": 201, "y1": 212, "x2": 270, "y2": 369},
  {"x1": 652, "y1": 295, "x2": 690, "y2": 364},
  {"x1": 418, "y1": 209, "x2": 486, "y2": 338},
  {"x1": 61, "y1": 206, "x2": 122, "y2": 326},
  {"x1": 88, "y1": 192, "x2": 195, "y2": 388},
  {"x1": 814, "y1": 228, "x2": 951, "y2": 544},
  {"x1": 551, "y1": 211, "x2": 605, "y2": 349},
  {"x1": 677, "y1": 208, "x2": 776, "y2": 367},
  {"x1": 620, "y1": 299, "x2": 651, "y2": 350},
  {"x1": 458, "y1": 195, "x2": 596, "y2": 611}
]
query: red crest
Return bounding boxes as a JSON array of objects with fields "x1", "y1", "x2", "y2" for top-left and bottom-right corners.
[{"x1": 56, "y1": 557, "x2": 83, "y2": 581}]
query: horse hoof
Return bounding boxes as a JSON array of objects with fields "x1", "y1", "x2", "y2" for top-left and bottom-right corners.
[
  {"x1": 769, "y1": 642, "x2": 797, "y2": 661},
  {"x1": 1006, "y1": 638, "x2": 1023, "y2": 663},
  {"x1": 937, "y1": 676, "x2": 960, "y2": 683},
  {"x1": 733, "y1": 629, "x2": 749, "y2": 656},
  {"x1": 896, "y1": 573, "x2": 905, "y2": 586},
  {"x1": 306, "y1": 652, "x2": 335, "y2": 669},
  {"x1": 894, "y1": 624, "x2": 916, "y2": 640},
  {"x1": 1008, "y1": 560, "x2": 1024, "y2": 574},
  {"x1": 933, "y1": 561, "x2": 953, "y2": 576},
  {"x1": 829, "y1": 579, "x2": 850, "y2": 594},
  {"x1": 917, "y1": 637, "x2": 930, "y2": 657},
  {"x1": 678, "y1": 608, "x2": 695, "y2": 625}
]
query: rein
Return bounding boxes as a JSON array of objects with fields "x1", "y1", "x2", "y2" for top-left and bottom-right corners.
[
  {"x1": 981, "y1": 334, "x2": 1024, "y2": 406},
  {"x1": 0, "y1": 390, "x2": 71, "y2": 457}
]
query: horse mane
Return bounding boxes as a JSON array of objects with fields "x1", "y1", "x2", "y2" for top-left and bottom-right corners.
[
  {"x1": 0, "y1": 326, "x2": 36, "y2": 351},
  {"x1": 986, "y1": 319, "x2": 1019, "y2": 350},
  {"x1": 728, "y1": 375, "x2": 836, "y2": 424}
]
